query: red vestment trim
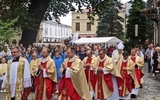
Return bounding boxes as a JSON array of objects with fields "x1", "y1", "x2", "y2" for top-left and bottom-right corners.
[
  {"x1": 135, "y1": 68, "x2": 144, "y2": 85},
  {"x1": 34, "y1": 62, "x2": 56, "y2": 100},
  {"x1": 96, "y1": 60, "x2": 113, "y2": 99},
  {"x1": 23, "y1": 87, "x2": 31, "y2": 100},
  {"x1": 58, "y1": 62, "x2": 81, "y2": 100},
  {"x1": 131, "y1": 57, "x2": 144, "y2": 85},
  {"x1": 85, "y1": 58, "x2": 96, "y2": 90},
  {"x1": 119, "y1": 61, "x2": 133, "y2": 96}
]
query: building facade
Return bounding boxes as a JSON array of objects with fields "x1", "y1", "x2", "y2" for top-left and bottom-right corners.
[
  {"x1": 37, "y1": 20, "x2": 72, "y2": 43},
  {"x1": 72, "y1": 8, "x2": 125, "y2": 38},
  {"x1": 72, "y1": 9, "x2": 98, "y2": 37}
]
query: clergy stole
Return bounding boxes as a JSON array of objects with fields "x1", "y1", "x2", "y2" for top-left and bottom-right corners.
[
  {"x1": 96, "y1": 60, "x2": 113, "y2": 99},
  {"x1": 85, "y1": 58, "x2": 95, "y2": 91},
  {"x1": 131, "y1": 57, "x2": 144, "y2": 85},
  {"x1": 59, "y1": 62, "x2": 81, "y2": 100},
  {"x1": 119, "y1": 61, "x2": 133, "y2": 96},
  {"x1": 34, "y1": 62, "x2": 56, "y2": 100},
  {"x1": 6, "y1": 58, "x2": 30, "y2": 100}
]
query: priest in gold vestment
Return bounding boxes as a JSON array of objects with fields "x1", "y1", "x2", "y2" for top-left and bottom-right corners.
[
  {"x1": 82, "y1": 50, "x2": 97, "y2": 98},
  {"x1": 58, "y1": 47, "x2": 91, "y2": 100},
  {"x1": 93, "y1": 49, "x2": 122, "y2": 100},
  {"x1": 1, "y1": 46, "x2": 32, "y2": 100},
  {"x1": 30, "y1": 52, "x2": 38, "y2": 76},
  {"x1": 129, "y1": 49, "x2": 144, "y2": 98},
  {"x1": 117, "y1": 51, "x2": 139, "y2": 99},
  {"x1": 30, "y1": 52, "x2": 38, "y2": 92},
  {"x1": 34, "y1": 47, "x2": 57, "y2": 100}
]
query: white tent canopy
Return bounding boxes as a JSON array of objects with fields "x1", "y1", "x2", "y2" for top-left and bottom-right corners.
[{"x1": 73, "y1": 37, "x2": 122, "y2": 44}]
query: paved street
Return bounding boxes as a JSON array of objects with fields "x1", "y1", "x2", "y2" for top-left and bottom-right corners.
[{"x1": 1, "y1": 63, "x2": 160, "y2": 100}]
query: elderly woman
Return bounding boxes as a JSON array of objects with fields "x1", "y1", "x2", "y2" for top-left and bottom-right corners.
[{"x1": 152, "y1": 47, "x2": 160, "y2": 80}]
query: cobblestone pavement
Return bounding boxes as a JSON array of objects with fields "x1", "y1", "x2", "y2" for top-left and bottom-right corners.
[{"x1": 1, "y1": 63, "x2": 160, "y2": 100}]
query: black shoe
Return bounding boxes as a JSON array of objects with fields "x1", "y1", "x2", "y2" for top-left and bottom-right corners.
[
  {"x1": 140, "y1": 84, "x2": 143, "y2": 89},
  {"x1": 131, "y1": 94, "x2": 137, "y2": 98}
]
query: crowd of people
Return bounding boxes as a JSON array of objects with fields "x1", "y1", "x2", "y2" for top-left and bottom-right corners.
[{"x1": 0, "y1": 42, "x2": 158, "y2": 100}]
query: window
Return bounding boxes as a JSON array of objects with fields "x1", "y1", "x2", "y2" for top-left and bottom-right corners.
[
  {"x1": 75, "y1": 22, "x2": 80, "y2": 31},
  {"x1": 50, "y1": 28, "x2": 52, "y2": 36},
  {"x1": 87, "y1": 22, "x2": 91, "y2": 31},
  {"x1": 55, "y1": 29, "x2": 57, "y2": 36},
  {"x1": 76, "y1": 16, "x2": 80, "y2": 19},
  {"x1": 45, "y1": 28, "x2": 48, "y2": 35}
]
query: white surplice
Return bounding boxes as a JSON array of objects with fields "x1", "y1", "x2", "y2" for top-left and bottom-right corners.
[{"x1": 1, "y1": 59, "x2": 31, "y2": 98}]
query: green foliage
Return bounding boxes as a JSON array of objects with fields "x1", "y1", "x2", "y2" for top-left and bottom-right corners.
[
  {"x1": 12, "y1": 39, "x2": 17, "y2": 44},
  {"x1": 0, "y1": 0, "x2": 37, "y2": 30},
  {"x1": 146, "y1": 0, "x2": 154, "y2": 43},
  {"x1": 0, "y1": 44, "x2": 4, "y2": 52},
  {"x1": 96, "y1": 0, "x2": 124, "y2": 37},
  {"x1": 0, "y1": 17, "x2": 20, "y2": 43},
  {"x1": 5, "y1": 39, "x2": 9, "y2": 44},
  {"x1": 18, "y1": 40, "x2": 22, "y2": 45},
  {"x1": 0, "y1": 0, "x2": 126, "y2": 45},
  {"x1": 126, "y1": 0, "x2": 147, "y2": 48}
]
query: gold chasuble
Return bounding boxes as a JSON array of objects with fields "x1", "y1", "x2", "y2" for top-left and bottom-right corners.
[
  {"x1": 129, "y1": 55, "x2": 144, "y2": 74},
  {"x1": 30, "y1": 59, "x2": 38, "y2": 76},
  {"x1": 82, "y1": 55, "x2": 97, "y2": 91},
  {"x1": 0, "y1": 63, "x2": 7, "y2": 76},
  {"x1": 93, "y1": 55, "x2": 122, "y2": 99},
  {"x1": 35, "y1": 56, "x2": 57, "y2": 100},
  {"x1": 129, "y1": 55, "x2": 144, "y2": 86},
  {"x1": 117, "y1": 58, "x2": 139, "y2": 97},
  {"x1": 5, "y1": 57, "x2": 31, "y2": 100},
  {"x1": 59, "y1": 56, "x2": 91, "y2": 100}
]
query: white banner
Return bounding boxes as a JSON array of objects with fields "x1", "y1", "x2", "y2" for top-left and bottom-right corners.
[{"x1": 72, "y1": 33, "x2": 79, "y2": 42}]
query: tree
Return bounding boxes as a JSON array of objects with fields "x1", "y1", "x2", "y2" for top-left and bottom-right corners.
[
  {"x1": 145, "y1": 0, "x2": 155, "y2": 43},
  {"x1": 12, "y1": 39, "x2": 17, "y2": 44},
  {"x1": 0, "y1": 0, "x2": 125, "y2": 47},
  {"x1": 96, "y1": 0, "x2": 124, "y2": 37},
  {"x1": 0, "y1": 17, "x2": 20, "y2": 43},
  {"x1": 126, "y1": 0, "x2": 147, "y2": 48}
]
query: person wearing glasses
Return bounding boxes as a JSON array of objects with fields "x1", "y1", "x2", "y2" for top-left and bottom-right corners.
[
  {"x1": 34, "y1": 47, "x2": 57, "y2": 100},
  {"x1": 83, "y1": 49, "x2": 97, "y2": 98},
  {"x1": 1, "y1": 46, "x2": 32, "y2": 100},
  {"x1": 58, "y1": 47, "x2": 91, "y2": 100},
  {"x1": 93, "y1": 49, "x2": 122, "y2": 100},
  {"x1": 117, "y1": 51, "x2": 138, "y2": 99}
]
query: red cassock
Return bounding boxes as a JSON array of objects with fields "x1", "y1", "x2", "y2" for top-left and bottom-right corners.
[
  {"x1": 85, "y1": 58, "x2": 96, "y2": 90},
  {"x1": 23, "y1": 88, "x2": 31, "y2": 100},
  {"x1": 131, "y1": 57, "x2": 144, "y2": 85},
  {"x1": 95, "y1": 60, "x2": 114, "y2": 99},
  {"x1": 119, "y1": 61, "x2": 133, "y2": 96},
  {"x1": 58, "y1": 62, "x2": 81, "y2": 100},
  {"x1": 34, "y1": 62, "x2": 56, "y2": 100}
]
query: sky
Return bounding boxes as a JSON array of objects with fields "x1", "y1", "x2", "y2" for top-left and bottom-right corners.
[{"x1": 60, "y1": 0, "x2": 130, "y2": 26}]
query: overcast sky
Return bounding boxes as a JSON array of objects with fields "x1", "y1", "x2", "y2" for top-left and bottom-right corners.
[{"x1": 59, "y1": 0, "x2": 135, "y2": 26}]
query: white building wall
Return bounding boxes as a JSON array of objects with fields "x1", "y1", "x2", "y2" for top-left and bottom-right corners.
[{"x1": 41, "y1": 21, "x2": 72, "y2": 43}]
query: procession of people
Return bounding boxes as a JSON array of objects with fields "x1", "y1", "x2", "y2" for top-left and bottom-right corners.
[{"x1": 0, "y1": 42, "x2": 159, "y2": 100}]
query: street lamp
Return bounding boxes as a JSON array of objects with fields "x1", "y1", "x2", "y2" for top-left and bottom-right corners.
[{"x1": 135, "y1": 24, "x2": 138, "y2": 36}]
